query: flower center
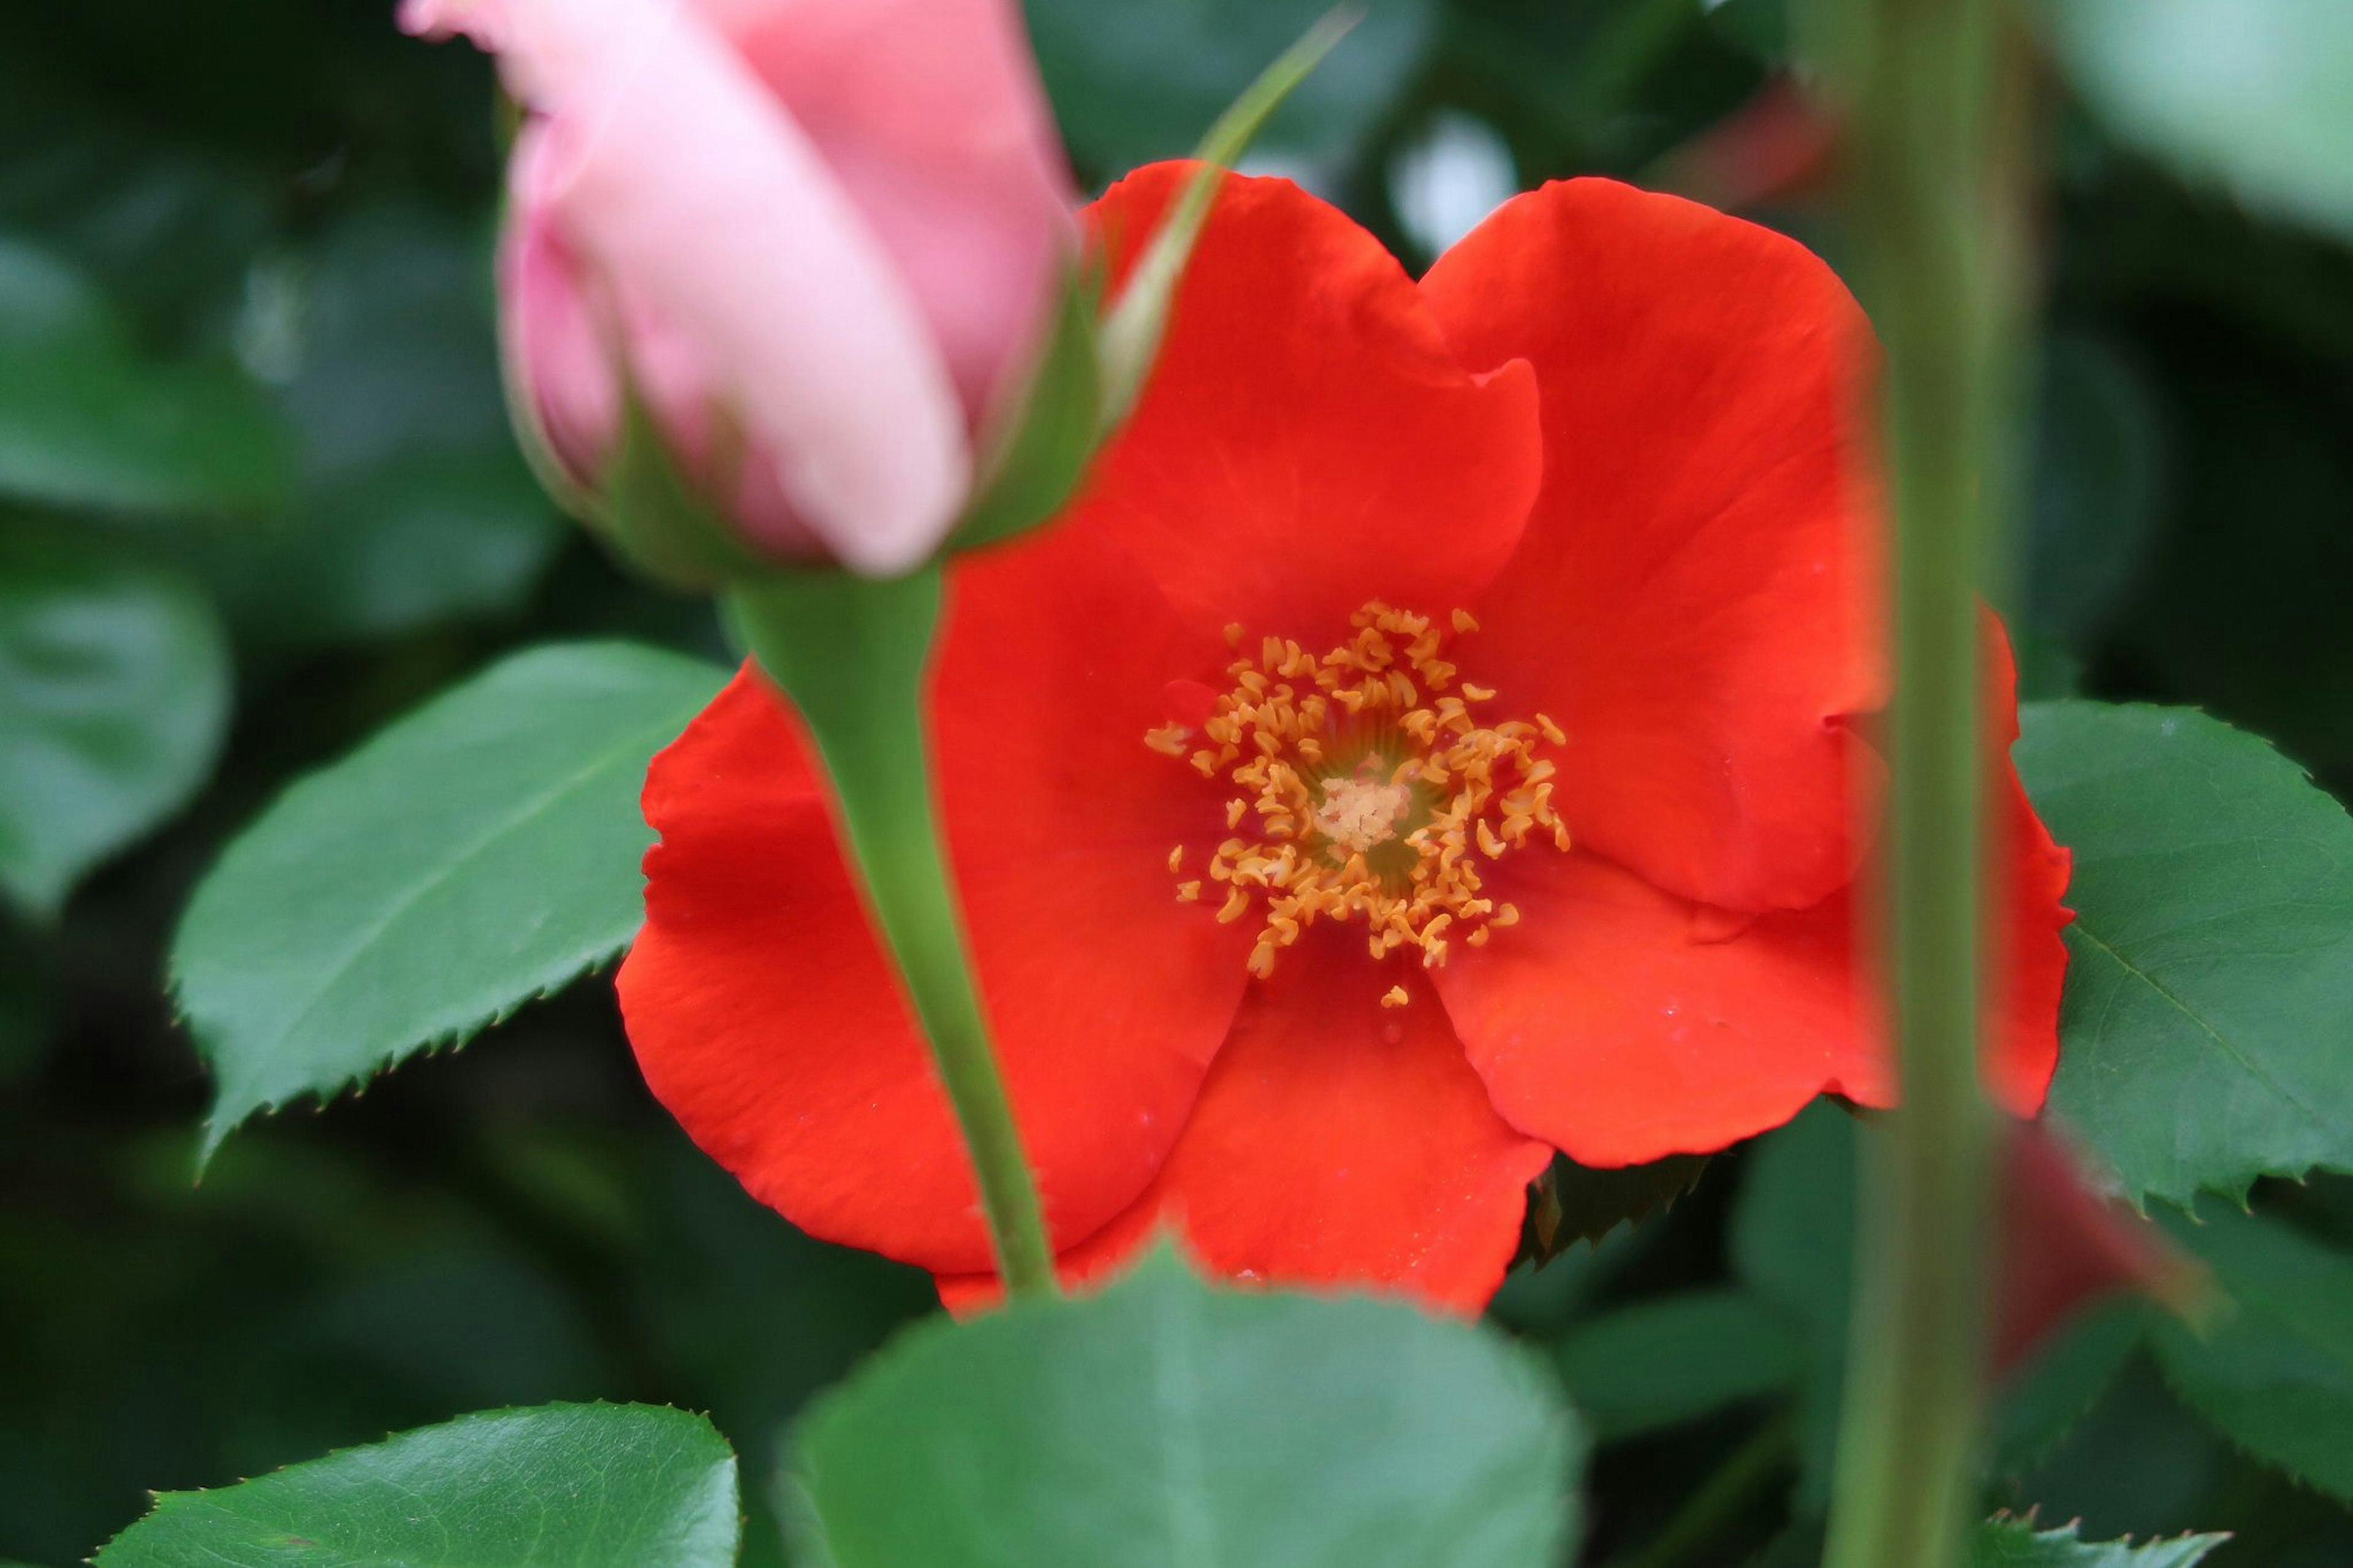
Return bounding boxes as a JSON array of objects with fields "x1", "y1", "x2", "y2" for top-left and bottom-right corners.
[
  {"x1": 1313, "y1": 766, "x2": 1414, "y2": 853},
  {"x1": 1144, "y1": 601, "x2": 1571, "y2": 995}
]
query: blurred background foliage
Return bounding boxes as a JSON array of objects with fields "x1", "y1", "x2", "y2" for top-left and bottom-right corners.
[{"x1": 2, "y1": 1, "x2": 2350, "y2": 1563}]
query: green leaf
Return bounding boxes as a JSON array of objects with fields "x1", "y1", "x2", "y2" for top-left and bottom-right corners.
[
  {"x1": 1991, "y1": 1299, "x2": 2150, "y2": 1474},
  {"x1": 1972, "y1": 1515, "x2": 2229, "y2": 1566},
  {"x1": 789, "y1": 1253, "x2": 1582, "y2": 1567},
  {"x1": 2040, "y1": 0, "x2": 2353, "y2": 243},
  {"x1": 2017, "y1": 702, "x2": 2353, "y2": 1208},
  {"x1": 173, "y1": 641, "x2": 727, "y2": 1161},
  {"x1": 2152, "y1": 1203, "x2": 2353, "y2": 1499},
  {"x1": 1531, "y1": 1151, "x2": 1710, "y2": 1261},
  {"x1": 94, "y1": 1403, "x2": 739, "y2": 1567},
  {"x1": 1730, "y1": 1101, "x2": 1859, "y2": 1511},
  {"x1": 0, "y1": 523, "x2": 229, "y2": 917},
  {"x1": 0, "y1": 239, "x2": 292, "y2": 517},
  {"x1": 1026, "y1": 0, "x2": 1433, "y2": 175},
  {"x1": 1557, "y1": 1289, "x2": 1804, "y2": 1442}
]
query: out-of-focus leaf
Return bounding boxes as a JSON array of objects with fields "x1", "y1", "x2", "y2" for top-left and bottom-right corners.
[
  {"x1": 0, "y1": 929, "x2": 56, "y2": 1080},
  {"x1": 2041, "y1": 0, "x2": 2353, "y2": 243},
  {"x1": 1705, "y1": 0, "x2": 1791, "y2": 61},
  {"x1": 93, "y1": 1404, "x2": 738, "y2": 1568},
  {"x1": 1992, "y1": 1298, "x2": 2150, "y2": 1474},
  {"x1": 194, "y1": 448, "x2": 553, "y2": 645},
  {"x1": 0, "y1": 525, "x2": 229, "y2": 917},
  {"x1": 1730, "y1": 1101, "x2": 1857, "y2": 1510},
  {"x1": 788, "y1": 1252, "x2": 1581, "y2": 1567},
  {"x1": 1026, "y1": 0, "x2": 1434, "y2": 173},
  {"x1": 2017, "y1": 702, "x2": 2353, "y2": 1208},
  {"x1": 185, "y1": 206, "x2": 561, "y2": 646},
  {"x1": 0, "y1": 240, "x2": 291, "y2": 517},
  {"x1": 2001, "y1": 1355, "x2": 2229, "y2": 1545},
  {"x1": 2023, "y1": 334, "x2": 2162, "y2": 655},
  {"x1": 2153, "y1": 1203, "x2": 2353, "y2": 1500},
  {"x1": 1973, "y1": 1517, "x2": 2229, "y2": 1566},
  {"x1": 1557, "y1": 1289, "x2": 1803, "y2": 1442},
  {"x1": 1745, "y1": 1524, "x2": 1825, "y2": 1567},
  {"x1": 1488, "y1": 1221, "x2": 1644, "y2": 1339},
  {"x1": 173, "y1": 642, "x2": 726, "y2": 1162}
]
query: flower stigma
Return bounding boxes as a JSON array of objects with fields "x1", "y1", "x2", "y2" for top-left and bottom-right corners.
[{"x1": 1143, "y1": 602, "x2": 1571, "y2": 994}]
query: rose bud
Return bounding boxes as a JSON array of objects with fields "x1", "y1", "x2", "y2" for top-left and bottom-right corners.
[{"x1": 401, "y1": 0, "x2": 1078, "y2": 581}]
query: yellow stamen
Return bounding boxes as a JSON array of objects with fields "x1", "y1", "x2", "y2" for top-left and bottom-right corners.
[
  {"x1": 1146, "y1": 601, "x2": 1570, "y2": 982},
  {"x1": 1381, "y1": 985, "x2": 1409, "y2": 1009}
]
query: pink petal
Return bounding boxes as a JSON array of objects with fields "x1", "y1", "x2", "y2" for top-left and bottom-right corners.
[
  {"x1": 464, "y1": 0, "x2": 972, "y2": 572},
  {"x1": 706, "y1": 0, "x2": 1078, "y2": 421}
]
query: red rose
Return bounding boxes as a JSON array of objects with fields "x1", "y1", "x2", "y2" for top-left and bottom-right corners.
[{"x1": 618, "y1": 166, "x2": 2072, "y2": 1310}]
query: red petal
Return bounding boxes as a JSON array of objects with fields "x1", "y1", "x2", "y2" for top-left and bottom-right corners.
[
  {"x1": 1982, "y1": 616, "x2": 2073, "y2": 1115},
  {"x1": 619, "y1": 524, "x2": 1251, "y2": 1275},
  {"x1": 1423, "y1": 178, "x2": 1887, "y2": 913},
  {"x1": 940, "y1": 938, "x2": 1551, "y2": 1314},
  {"x1": 1435, "y1": 851, "x2": 1876, "y2": 1165},
  {"x1": 1436, "y1": 614, "x2": 2071, "y2": 1163},
  {"x1": 1070, "y1": 163, "x2": 1544, "y2": 650}
]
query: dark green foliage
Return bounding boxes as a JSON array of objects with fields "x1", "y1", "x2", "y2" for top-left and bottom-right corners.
[
  {"x1": 0, "y1": 241, "x2": 290, "y2": 517},
  {"x1": 1557, "y1": 1289, "x2": 1804, "y2": 1441},
  {"x1": 2153, "y1": 1204, "x2": 2353, "y2": 1500},
  {"x1": 1527, "y1": 1151, "x2": 1712, "y2": 1261},
  {"x1": 1026, "y1": 0, "x2": 1435, "y2": 175},
  {"x1": 1730, "y1": 1102, "x2": 1858, "y2": 1512},
  {"x1": 0, "y1": 524, "x2": 229, "y2": 915}
]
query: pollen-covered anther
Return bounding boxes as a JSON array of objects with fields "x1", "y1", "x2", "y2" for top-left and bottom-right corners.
[{"x1": 1147, "y1": 600, "x2": 1572, "y2": 982}]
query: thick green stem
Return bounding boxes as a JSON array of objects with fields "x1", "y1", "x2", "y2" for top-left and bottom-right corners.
[
  {"x1": 727, "y1": 568, "x2": 1058, "y2": 1300},
  {"x1": 1821, "y1": 3, "x2": 2029, "y2": 1567}
]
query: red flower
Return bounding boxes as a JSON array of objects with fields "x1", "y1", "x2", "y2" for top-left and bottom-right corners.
[{"x1": 618, "y1": 166, "x2": 2073, "y2": 1310}]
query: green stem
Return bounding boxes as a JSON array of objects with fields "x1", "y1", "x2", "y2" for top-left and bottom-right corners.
[
  {"x1": 1821, "y1": 4, "x2": 2029, "y2": 1568},
  {"x1": 1602, "y1": 1415, "x2": 1795, "y2": 1568},
  {"x1": 726, "y1": 568, "x2": 1059, "y2": 1301}
]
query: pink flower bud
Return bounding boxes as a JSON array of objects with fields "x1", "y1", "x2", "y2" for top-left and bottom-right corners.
[{"x1": 402, "y1": 0, "x2": 1077, "y2": 576}]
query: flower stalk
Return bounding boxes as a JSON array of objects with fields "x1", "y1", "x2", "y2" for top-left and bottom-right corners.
[
  {"x1": 727, "y1": 568, "x2": 1059, "y2": 1300},
  {"x1": 1821, "y1": 1, "x2": 2033, "y2": 1566}
]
